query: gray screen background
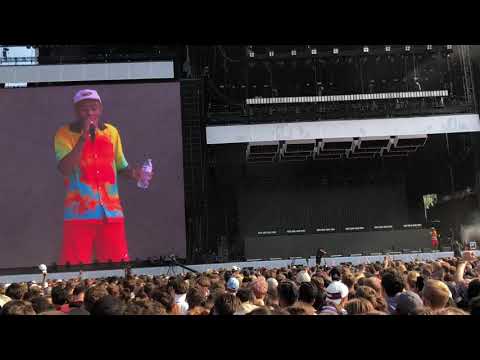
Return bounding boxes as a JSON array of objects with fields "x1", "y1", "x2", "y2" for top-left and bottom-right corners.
[{"x1": 0, "y1": 82, "x2": 186, "y2": 268}]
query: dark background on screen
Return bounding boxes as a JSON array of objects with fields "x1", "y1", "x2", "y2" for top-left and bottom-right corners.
[{"x1": 0, "y1": 82, "x2": 186, "y2": 268}]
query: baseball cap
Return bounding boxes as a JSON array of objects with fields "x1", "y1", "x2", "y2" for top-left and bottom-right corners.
[
  {"x1": 296, "y1": 270, "x2": 311, "y2": 284},
  {"x1": 395, "y1": 291, "x2": 424, "y2": 315},
  {"x1": 227, "y1": 277, "x2": 240, "y2": 292},
  {"x1": 73, "y1": 89, "x2": 102, "y2": 104},
  {"x1": 232, "y1": 266, "x2": 240, "y2": 271},
  {"x1": 326, "y1": 281, "x2": 349, "y2": 305}
]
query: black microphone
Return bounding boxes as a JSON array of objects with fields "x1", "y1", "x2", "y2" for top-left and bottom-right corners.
[{"x1": 89, "y1": 122, "x2": 95, "y2": 142}]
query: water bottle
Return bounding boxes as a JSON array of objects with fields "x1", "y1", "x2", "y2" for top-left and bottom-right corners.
[{"x1": 137, "y1": 158, "x2": 153, "y2": 189}]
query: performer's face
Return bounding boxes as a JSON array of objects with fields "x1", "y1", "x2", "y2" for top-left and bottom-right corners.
[{"x1": 75, "y1": 100, "x2": 103, "y2": 125}]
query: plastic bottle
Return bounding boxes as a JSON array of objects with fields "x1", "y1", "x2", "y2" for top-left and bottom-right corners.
[{"x1": 137, "y1": 158, "x2": 153, "y2": 189}]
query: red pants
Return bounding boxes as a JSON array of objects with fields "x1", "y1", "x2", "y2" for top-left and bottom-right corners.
[{"x1": 60, "y1": 220, "x2": 129, "y2": 265}]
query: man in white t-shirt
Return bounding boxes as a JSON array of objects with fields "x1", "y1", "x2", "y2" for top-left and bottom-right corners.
[{"x1": 173, "y1": 278, "x2": 189, "y2": 315}]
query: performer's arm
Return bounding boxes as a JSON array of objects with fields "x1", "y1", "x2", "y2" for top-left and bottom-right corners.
[
  {"x1": 118, "y1": 166, "x2": 141, "y2": 181},
  {"x1": 57, "y1": 135, "x2": 87, "y2": 176},
  {"x1": 118, "y1": 165, "x2": 153, "y2": 182},
  {"x1": 113, "y1": 129, "x2": 152, "y2": 183}
]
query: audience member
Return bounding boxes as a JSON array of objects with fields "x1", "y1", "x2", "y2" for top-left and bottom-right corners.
[
  {"x1": 421, "y1": 279, "x2": 451, "y2": 311},
  {"x1": 344, "y1": 298, "x2": 375, "y2": 315},
  {"x1": 395, "y1": 291, "x2": 424, "y2": 315},
  {"x1": 0, "y1": 251, "x2": 477, "y2": 316},
  {"x1": 278, "y1": 281, "x2": 299, "y2": 308},
  {"x1": 381, "y1": 270, "x2": 405, "y2": 313}
]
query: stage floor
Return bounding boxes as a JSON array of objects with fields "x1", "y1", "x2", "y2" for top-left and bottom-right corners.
[{"x1": 0, "y1": 251, "x2": 477, "y2": 284}]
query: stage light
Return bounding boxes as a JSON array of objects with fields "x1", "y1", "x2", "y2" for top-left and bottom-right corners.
[
  {"x1": 345, "y1": 226, "x2": 365, "y2": 231},
  {"x1": 257, "y1": 230, "x2": 277, "y2": 235},
  {"x1": 316, "y1": 228, "x2": 335, "y2": 232},
  {"x1": 405, "y1": 45, "x2": 411, "y2": 51},
  {"x1": 333, "y1": 48, "x2": 339, "y2": 54},
  {"x1": 385, "y1": 45, "x2": 391, "y2": 52},
  {"x1": 311, "y1": 48, "x2": 317, "y2": 55},
  {"x1": 248, "y1": 51, "x2": 254, "y2": 58},
  {"x1": 268, "y1": 50, "x2": 274, "y2": 57},
  {"x1": 427, "y1": 44, "x2": 432, "y2": 50},
  {"x1": 363, "y1": 46, "x2": 369, "y2": 53},
  {"x1": 402, "y1": 223, "x2": 422, "y2": 228},
  {"x1": 291, "y1": 49, "x2": 297, "y2": 56},
  {"x1": 374, "y1": 225, "x2": 393, "y2": 230},
  {"x1": 286, "y1": 229, "x2": 306, "y2": 234}
]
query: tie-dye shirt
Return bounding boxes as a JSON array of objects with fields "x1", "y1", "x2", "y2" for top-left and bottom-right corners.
[{"x1": 54, "y1": 123, "x2": 129, "y2": 223}]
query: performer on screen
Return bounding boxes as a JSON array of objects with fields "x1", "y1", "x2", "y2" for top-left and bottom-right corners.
[
  {"x1": 431, "y1": 227, "x2": 439, "y2": 250},
  {"x1": 54, "y1": 89, "x2": 153, "y2": 265}
]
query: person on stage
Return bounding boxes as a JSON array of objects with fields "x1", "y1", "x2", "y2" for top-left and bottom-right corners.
[
  {"x1": 54, "y1": 89, "x2": 153, "y2": 265},
  {"x1": 449, "y1": 227, "x2": 463, "y2": 258},
  {"x1": 431, "y1": 227, "x2": 439, "y2": 250},
  {"x1": 316, "y1": 248, "x2": 326, "y2": 268}
]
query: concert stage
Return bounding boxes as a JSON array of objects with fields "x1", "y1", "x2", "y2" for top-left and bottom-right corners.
[
  {"x1": 245, "y1": 228, "x2": 432, "y2": 260},
  {"x1": 1, "y1": 250, "x2": 477, "y2": 285}
]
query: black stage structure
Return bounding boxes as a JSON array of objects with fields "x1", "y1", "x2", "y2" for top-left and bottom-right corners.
[
  {"x1": 207, "y1": 133, "x2": 478, "y2": 259},
  {"x1": 195, "y1": 45, "x2": 480, "y2": 261}
]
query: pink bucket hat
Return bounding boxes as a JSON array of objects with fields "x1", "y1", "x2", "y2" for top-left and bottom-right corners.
[{"x1": 73, "y1": 89, "x2": 102, "y2": 104}]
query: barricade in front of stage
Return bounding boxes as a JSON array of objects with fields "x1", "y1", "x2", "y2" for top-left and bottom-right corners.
[{"x1": 1, "y1": 251, "x2": 479, "y2": 284}]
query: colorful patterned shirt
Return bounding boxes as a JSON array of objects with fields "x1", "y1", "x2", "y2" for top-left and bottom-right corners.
[{"x1": 54, "y1": 122, "x2": 129, "y2": 223}]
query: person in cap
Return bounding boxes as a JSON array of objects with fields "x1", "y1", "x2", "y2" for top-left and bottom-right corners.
[
  {"x1": 321, "y1": 268, "x2": 348, "y2": 314},
  {"x1": 295, "y1": 270, "x2": 311, "y2": 284},
  {"x1": 54, "y1": 89, "x2": 154, "y2": 266},
  {"x1": 226, "y1": 277, "x2": 240, "y2": 294},
  {"x1": 324, "y1": 280, "x2": 349, "y2": 314},
  {"x1": 394, "y1": 291, "x2": 424, "y2": 315}
]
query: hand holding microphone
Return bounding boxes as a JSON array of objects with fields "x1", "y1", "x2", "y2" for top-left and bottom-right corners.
[
  {"x1": 81, "y1": 119, "x2": 96, "y2": 142},
  {"x1": 88, "y1": 121, "x2": 96, "y2": 142}
]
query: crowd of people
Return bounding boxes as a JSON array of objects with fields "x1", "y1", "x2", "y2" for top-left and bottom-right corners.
[{"x1": 1, "y1": 251, "x2": 480, "y2": 315}]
